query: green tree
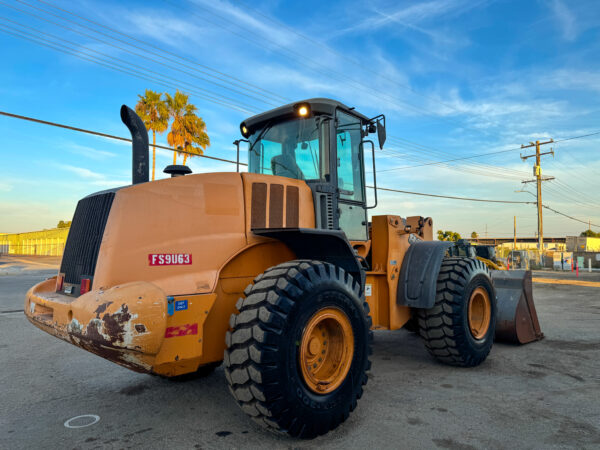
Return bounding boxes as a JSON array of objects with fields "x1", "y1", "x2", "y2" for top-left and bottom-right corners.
[
  {"x1": 471, "y1": 231, "x2": 479, "y2": 239},
  {"x1": 437, "y1": 230, "x2": 462, "y2": 242},
  {"x1": 135, "y1": 89, "x2": 169, "y2": 181},
  {"x1": 580, "y1": 230, "x2": 600, "y2": 237},
  {"x1": 164, "y1": 90, "x2": 210, "y2": 165},
  {"x1": 57, "y1": 220, "x2": 71, "y2": 228}
]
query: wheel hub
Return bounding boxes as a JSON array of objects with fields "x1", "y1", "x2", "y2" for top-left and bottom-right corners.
[
  {"x1": 299, "y1": 307, "x2": 354, "y2": 394},
  {"x1": 468, "y1": 287, "x2": 491, "y2": 339}
]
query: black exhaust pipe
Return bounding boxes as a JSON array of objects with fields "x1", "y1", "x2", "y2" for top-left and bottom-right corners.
[{"x1": 120, "y1": 105, "x2": 149, "y2": 185}]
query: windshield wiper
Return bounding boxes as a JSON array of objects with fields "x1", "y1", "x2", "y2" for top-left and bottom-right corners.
[{"x1": 248, "y1": 120, "x2": 274, "y2": 155}]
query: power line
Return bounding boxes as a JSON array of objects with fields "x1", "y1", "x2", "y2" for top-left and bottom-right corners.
[
  {"x1": 378, "y1": 130, "x2": 600, "y2": 172},
  {"x1": 0, "y1": 14, "x2": 537, "y2": 183},
  {"x1": 0, "y1": 110, "x2": 247, "y2": 165},
  {"x1": 542, "y1": 205, "x2": 600, "y2": 229},
  {"x1": 376, "y1": 147, "x2": 527, "y2": 181},
  {"x1": 237, "y1": 0, "x2": 474, "y2": 118},
  {"x1": 554, "y1": 131, "x2": 600, "y2": 142},
  {"x1": 0, "y1": 14, "x2": 261, "y2": 113},
  {"x1": 367, "y1": 186, "x2": 535, "y2": 204},
  {"x1": 6, "y1": 106, "x2": 600, "y2": 222},
  {"x1": 162, "y1": 0, "x2": 504, "y2": 137},
  {"x1": 9, "y1": 0, "x2": 598, "y2": 186},
  {"x1": 384, "y1": 136, "x2": 528, "y2": 176},
  {"x1": 0, "y1": 25, "x2": 256, "y2": 114},
  {"x1": 1, "y1": 109, "x2": 539, "y2": 205},
  {"x1": 5, "y1": 0, "x2": 580, "y2": 183},
  {"x1": 379, "y1": 142, "x2": 529, "y2": 180},
  {"x1": 18, "y1": 0, "x2": 288, "y2": 104},
  {"x1": 25, "y1": 0, "x2": 546, "y2": 184}
]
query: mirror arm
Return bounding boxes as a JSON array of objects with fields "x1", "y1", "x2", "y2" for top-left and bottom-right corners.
[
  {"x1": 368, "y1": 114, "x2": 385, "y2": 123},
  {"x1": 363, "y1": 140, "x2": 377, "y2": 209},
  {"x1": 367, "y1": 114, "x2": 386, "y2": 149},
  {"x1": 233, "y1": 139, "x2": 250, "y2": 173}
]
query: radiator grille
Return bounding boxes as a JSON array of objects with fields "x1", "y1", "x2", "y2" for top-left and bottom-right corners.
[
  {"x1": 251, "y1": 182, "x2": 267, "y2": 229},
  {"x1": 60, "y1": 192, "x2": 115, "y2": 285},
  {"x1": 285, "y1": 186, "x2": 299, "y2": 228},
  {"x1": 269, "y1": 184, "x2": 284, "y2": 228},
  {"x1": 251, "y1": 182, "x2": 301, "y2": 229}
]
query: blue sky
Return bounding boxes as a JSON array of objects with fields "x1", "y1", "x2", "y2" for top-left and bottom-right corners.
[{"x1": 1, "y1": 0, "x2": 599, "y2": 237}]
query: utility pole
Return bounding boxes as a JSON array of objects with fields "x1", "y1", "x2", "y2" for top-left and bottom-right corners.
[
  {"x1": 514, "y1": 216, "x2": 517, "y2": 251},
  {"x1": 520, "y1": 139, "x2": 555, "y2": 252}
]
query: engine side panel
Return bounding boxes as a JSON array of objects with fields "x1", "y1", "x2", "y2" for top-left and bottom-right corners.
[{"x1": 93, "y1": 172, "x2": 247, "y2": 296}]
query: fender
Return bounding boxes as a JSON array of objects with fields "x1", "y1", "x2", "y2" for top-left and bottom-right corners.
[
  {"x1": 397, "y1": 240, "x2": 453, "y2": 308},
  {"x1": 252, "y1": 228, "x2": 365, "y2": 292}
]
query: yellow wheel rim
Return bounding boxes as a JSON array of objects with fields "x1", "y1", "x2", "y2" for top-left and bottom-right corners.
[
  {"x1": 468, "y1": 287, "x2": 491, "y2": 339},
  {"x1": 299, "y1": 307, "x2": 354, "y2": 394}
]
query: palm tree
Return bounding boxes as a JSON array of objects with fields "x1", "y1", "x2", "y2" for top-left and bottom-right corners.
[
  {"x1": 135, "y1": 90, "x2": 169, "y2": 180},
  {"x1": 165, "y1": 90, "x2": 210, "y2": 165}
]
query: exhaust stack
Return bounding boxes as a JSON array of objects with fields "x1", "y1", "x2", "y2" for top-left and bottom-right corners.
[{"x1": 120, "y1": 105, "x2": 149, "y2": 185}]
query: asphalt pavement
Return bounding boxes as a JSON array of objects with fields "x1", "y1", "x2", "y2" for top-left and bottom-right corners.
[{"x1": 1, "y1": 258, "x2": 599, "y2": 449}]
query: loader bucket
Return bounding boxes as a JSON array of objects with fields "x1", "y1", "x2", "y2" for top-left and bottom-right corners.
[{"x1": 491, "y1": 270, "x2": 544, "y2": 344}]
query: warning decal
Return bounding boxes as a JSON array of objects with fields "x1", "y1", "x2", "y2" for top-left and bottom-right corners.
[{"x1": 165, "y1": 323, "x2": 198, "y2": 338}]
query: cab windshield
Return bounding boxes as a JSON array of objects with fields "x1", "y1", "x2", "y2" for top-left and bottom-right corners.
[{"x1": 248, "y1": 117, "x2": 327, "y2": 181}]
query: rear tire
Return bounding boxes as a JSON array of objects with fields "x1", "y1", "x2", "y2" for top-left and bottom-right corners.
[
  {"x1": 417, "y1": 257, "x2": 496, "y2": 367},
  {"x1": 224, "y1": 260, "x2": 372, "y2": 438}
]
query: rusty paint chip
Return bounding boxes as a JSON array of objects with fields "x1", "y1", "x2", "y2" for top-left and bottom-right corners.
[{"x1": 94, "y1": 301, "x2": 113, "y2": 318}]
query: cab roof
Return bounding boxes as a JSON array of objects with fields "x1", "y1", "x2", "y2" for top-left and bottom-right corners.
[{"x1": 241, "y1": 98, "x2": 369, "y2": 136}]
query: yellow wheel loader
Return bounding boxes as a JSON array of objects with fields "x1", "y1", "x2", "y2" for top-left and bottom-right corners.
[
  {"x1": 450, "y1": 239, "x2": 543, "y2": 344},
  {"x1": 25, "y1": 99, "x2": 542, "y2": 438}
]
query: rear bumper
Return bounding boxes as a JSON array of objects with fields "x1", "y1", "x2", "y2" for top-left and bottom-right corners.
[{"x1": 25, "y1": 278, "x2": 168, "y2": 373}]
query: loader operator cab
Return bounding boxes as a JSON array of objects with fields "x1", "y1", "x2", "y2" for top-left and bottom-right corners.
[{"x1": 241, "y1": 98, "x2": 385, "y2": 241}]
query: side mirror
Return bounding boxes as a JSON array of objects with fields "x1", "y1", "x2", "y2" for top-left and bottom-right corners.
[
  {"x1": 376, "y1": 117, "x2": 386, "y2": 149},
  {"x1": 363, "y1": 140, "x2": 377, "y2": 209}
]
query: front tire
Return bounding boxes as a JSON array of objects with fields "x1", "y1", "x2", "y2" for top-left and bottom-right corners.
[
  {"x1": 224, "y1": 260, "x2": 372, "y2": 438},
  {"x1": 417, "y1": 257, "x2": 496, "y2": 367}
]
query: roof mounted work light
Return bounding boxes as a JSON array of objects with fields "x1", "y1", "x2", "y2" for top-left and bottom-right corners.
[
  {"x1": 294, "y1": 102, "x2": 311, "y2": 117},
  {"x1": 240, "y1": 123, "x2": 250, "y2": 138}
]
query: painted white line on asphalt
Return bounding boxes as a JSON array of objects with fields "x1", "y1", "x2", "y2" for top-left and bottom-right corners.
[{"x1": 64, "y1": 415, "x2": 100, "y2": 429}]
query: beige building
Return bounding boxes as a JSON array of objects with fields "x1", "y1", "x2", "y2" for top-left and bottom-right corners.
[{"x1": 0, "y1": 228, "x2": 69, "y2": 256}]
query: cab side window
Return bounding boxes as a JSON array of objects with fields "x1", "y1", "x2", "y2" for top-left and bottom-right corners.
[{"x1": 336, "y1": 112, "x2": 364, "y2": 203}]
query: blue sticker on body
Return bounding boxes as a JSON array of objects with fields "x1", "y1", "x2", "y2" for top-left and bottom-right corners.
[{"x1": 175, "y1": 300, "x2": 188, "y2": 311}]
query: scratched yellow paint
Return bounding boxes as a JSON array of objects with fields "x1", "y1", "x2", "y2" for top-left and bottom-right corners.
[{"x1": 532, "y1": 277, "x2": 600, "y2": 288}]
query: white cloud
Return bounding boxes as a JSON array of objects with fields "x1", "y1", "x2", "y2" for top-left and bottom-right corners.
[
  {"x1": 65, "y1": 142, "x2": 117, "y2": 160},
  {"x1": 548, "y1": 0, "x2": 577, "y2": 41},
  {"x1": 189, "y1": 0, "x2": 298, "y2": 47},
  {"x1": 539, "y1": 69, "x2": 600, "y2": 93},
  {"x1": 122, "y1": 11, "x2": 207, "y2": 48},
  {"x1": 0, "y1": 182, "x2": 13, "y2": 192}
]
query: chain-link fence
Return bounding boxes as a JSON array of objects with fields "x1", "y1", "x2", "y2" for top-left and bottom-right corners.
[{"x1": 495, "y1": 246, "x2": 600, "y2": 271}]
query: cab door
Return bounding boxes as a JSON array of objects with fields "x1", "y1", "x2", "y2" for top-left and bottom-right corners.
[{"x1": 335, "y1": 110, "x2": 368, "y2": 241}]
